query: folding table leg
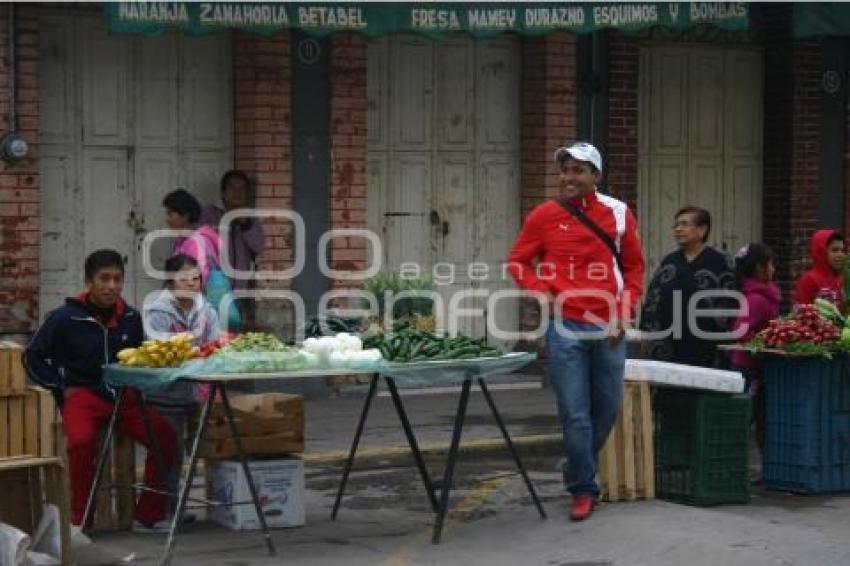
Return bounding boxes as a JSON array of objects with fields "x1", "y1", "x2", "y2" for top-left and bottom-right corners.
[
  {"x1": 160, "y1": 383, "x2": 215, "y2": 566},
  {"x1": 385, "y1": 376, "x2": 439, "y2": 513},
  {"x1": 432, "y1": 377, "x2": 472, "y2": 544},
  {"x1": 331, "y1": 373, "x2": 379, "y2": 520},
  {"x1": 81, "y1": 386, "x2": 123, "y2": 530},
  {"x1": 479, "y1": 378, "x2": 547, "y2": 520},
  {"x1": 219, "y1": 384, "x2": 276, "y2": 557},
  {"x1": 137, "y1": 393, "x2": 169, "y2": 491}
]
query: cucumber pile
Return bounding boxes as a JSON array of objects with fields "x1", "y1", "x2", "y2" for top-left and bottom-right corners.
[{"x1": 363, "y1": 324, "x2": 499, "y2": 362}]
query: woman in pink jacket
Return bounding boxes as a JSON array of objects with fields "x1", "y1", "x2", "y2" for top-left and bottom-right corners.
[
  {"x1": 730, "y1": 243, "x2": 781, "y2": 454},
  {"x1": 162, "y1": 189, "x2": 241, "y2": 329},
  {"x1": 163, "y1": 189, "x2": 220, "y2": 286}
]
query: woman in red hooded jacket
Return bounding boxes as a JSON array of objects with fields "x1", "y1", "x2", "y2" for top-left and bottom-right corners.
[{"x1": 793, "y1": 229, "x2": 847, "y2": 310}]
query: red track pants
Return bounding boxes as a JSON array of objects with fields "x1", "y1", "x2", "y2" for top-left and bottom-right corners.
[{"x1": 61, "y1": 387, "x2": 177, "y2": 526}]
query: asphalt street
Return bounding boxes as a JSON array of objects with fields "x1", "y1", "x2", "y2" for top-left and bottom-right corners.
[{"x1": 74, "y1": 385, "x2": 850, "y2": 566}]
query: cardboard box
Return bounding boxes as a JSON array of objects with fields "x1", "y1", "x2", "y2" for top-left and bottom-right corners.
[
  {"x1": 208, "y1": 458, "x2": 305, "y2": 531},
  {"x1": 200, "y1": 393, "x2": 304, "y2": 458},
  {"x1": 206, "y1": 393, "x2": 304, "y2": 439},
  {"x1": 201, "y1": 432, "x2": 303, "y2": 459}
]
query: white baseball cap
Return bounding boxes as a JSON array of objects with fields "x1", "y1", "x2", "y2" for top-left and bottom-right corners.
[{"x1": 554, "y1": 142, "x2": 602, "y2": 173}]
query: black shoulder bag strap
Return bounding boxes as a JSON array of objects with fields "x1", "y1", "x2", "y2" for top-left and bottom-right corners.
[{"x1": 557, "y1": 198, "x2": 625, "y2": 274}]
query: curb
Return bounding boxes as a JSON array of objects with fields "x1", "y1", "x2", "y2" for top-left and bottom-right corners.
[{"x1": 303, "y1": 433, "x2": 562, "y2": 468}]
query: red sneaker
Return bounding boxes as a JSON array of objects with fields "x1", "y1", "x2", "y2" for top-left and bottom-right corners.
[{"x1": 569, "y1": 495, "x2": 596, "y2": 521}]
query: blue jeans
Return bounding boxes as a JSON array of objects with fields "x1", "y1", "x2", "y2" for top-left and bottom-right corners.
[{"x1": 546, "y1": 319, "x2": 626, "y2": 497}]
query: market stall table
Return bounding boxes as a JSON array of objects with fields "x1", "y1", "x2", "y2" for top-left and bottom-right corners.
[
  {"x1": 91, "y1": 353, "x2": 544, "y2": 565},
  {"x1": 93, "y1": 366, "x2": 369, "y2": 566},
  {"x1": 331, "y1": 352, "x2": 547, "y2": 544}
]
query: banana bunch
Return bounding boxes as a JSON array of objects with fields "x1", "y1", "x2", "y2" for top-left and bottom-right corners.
[{"x1": 117, "y1": 333, "x2": 198, "y2": 368}]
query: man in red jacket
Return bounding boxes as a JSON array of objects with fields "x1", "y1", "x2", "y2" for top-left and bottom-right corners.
[{"x1": 508, "y1": 142, "x2": 645, "y2": 521}]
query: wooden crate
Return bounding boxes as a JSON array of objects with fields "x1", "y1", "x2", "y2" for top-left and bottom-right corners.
[
  {"x1": 200, "y1": 393, "x2": 304, "y2": 459},
  {"x1": 0, "y1": 342, "x2": 27, "y2": 397},
  {"x1": 36, "y1": 387, "x2": 59, "y2": 458},
  {"x1": 2, "y1": 386, "x2": 135, "y2": 532},
  {"x1": 49, "y1": 417, "x2": 136, "y2": 532},
  {"x1": 89, "y1": 430, "x2": 137, "y2": 532},
  {"x1": 0, "y1": 456, "x2": 72, "y2": 565},
  {"x1": 598, "y1": 381, "x2": 655, "y2": 502},
  {"x1": 0, "y1": 386, "x2": 59, "y2": 458}
]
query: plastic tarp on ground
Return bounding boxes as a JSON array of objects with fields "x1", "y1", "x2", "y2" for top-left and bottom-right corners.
[{"x1": 104, "y1": 351, "x2": 537, "y2": 392}]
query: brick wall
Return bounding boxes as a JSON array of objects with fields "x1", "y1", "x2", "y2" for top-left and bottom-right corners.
[
  {"x1": 520, "y1": 32, "x2": 577, "y2": 219},
  {"x1": 760, "y1": 5, "x2": 823, "y2": 300},
  {"x1": 787, "y1": 41, "x2": 822, "y2": 287},
  {"x1": 518, "y1": 32, "x2": 577, "y2": 335},
  {"x1": 0, "y1": 6, "x2": 39, "y2": 334},
  {"x1": 231, "y1": 31, "x2": 294, "y2": 331},
  {"x1": 606, "y1": 33, "x2": 639, "y2": 211},
  {"x1": 328, "y1": 34, "x2": 368, "y2": 291},
  {"x1": 232, "y1": 33, "x2": 292, "y2": 276},
  {"x1": 761, "y1": 6, "x2": 794, "y2": 295}
]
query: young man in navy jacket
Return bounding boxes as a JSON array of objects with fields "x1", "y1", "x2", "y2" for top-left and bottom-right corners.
[{"x1": 25, "y1": 249, "x2": 176, "y2": 531}]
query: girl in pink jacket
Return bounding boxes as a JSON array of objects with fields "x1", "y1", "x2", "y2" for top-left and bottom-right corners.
[
  {"x1": 162, "y1": 189, "x2": 241, "y2": 330},
  {"x1": 730, "y1": 243, "x2": 781, "y2": 453},
  {"x1": 163, "y1": 189, "x2": 221, "y2": 287}
]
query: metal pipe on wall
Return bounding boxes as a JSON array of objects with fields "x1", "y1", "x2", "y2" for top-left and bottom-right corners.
[
  {"x1": 8, "y1": 3, "x2": 16, "y2": 134},
  {"x1": 0, "y1": 3, "x2": 28, "y2": 164}
]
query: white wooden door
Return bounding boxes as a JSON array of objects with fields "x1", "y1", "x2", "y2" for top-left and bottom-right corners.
[
  {"x1": 638, "y1": 45, "x2": 763, "y2": 277},
  {"x1": 367, "y1": 35, "x2": 521, "y2": 345},
  {"x1": 38, "y1": 12, "x2": 232, "y2": 316}
]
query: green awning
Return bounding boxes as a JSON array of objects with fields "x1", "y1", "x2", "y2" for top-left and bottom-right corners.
[
  {"x1": 794, "y1": 3, "x2": 850, "y2": 38},
  {"x1": 105, "y1": 2, "x2": 749, "y2": 39}
]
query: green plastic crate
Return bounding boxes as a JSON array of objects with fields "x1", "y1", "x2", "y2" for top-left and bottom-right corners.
[{"x1": 654, "y1": 389, "x2": 751, "y2": 506}]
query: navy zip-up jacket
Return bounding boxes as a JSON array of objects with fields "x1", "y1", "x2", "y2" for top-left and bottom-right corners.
[{"x1": 23, "y1": 296, "x2": 144, "y2": 401}]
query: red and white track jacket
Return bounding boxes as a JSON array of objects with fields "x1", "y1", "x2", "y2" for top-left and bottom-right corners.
[{"x1": 508, "y1": 190, "x2": 645, "y2": 324}]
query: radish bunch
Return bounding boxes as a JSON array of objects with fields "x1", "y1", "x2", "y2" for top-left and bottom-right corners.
[{"x1": 757, "y1": 304, "x2": 841, "y2": 348}]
